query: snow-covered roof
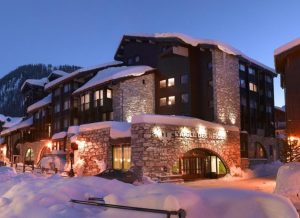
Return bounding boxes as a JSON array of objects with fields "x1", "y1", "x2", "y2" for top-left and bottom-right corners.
[
  {"x1": 0, "y1": 114, "x2": 23, "y2": 129},
  {"x1": 27, "y1": 94, "x2": 52, "y2": 113},
  {"x1": 121, "y1": 33, "x2": 276, "y2": 73},
  {"x1": 52, "y1": 131, "x2": 67, "y2": 140},
  {"x1": 68, "y1": 121, "x2": 131, "y2": 139},
  {"x1": 132, "y1": 114, "x2": 239, "y2": 131},
  {"x1": 45, "y1": 61, "x2": 123, "y2": 91},
  {"x1": 73, "y1": 66, "x2": 154, "y2": 95},
  {"x1": 49, "y1": 70, "x2": 68, "y2": 77},
  {"x1": 0, "y1": 117, "x2": 33, "y2": 136},
  {"x1": 21, "y1": 77, "x2": 48, "y2": 91},
  {"x1": 274, "y1": 38, "x2": 300, "y2": 56}
]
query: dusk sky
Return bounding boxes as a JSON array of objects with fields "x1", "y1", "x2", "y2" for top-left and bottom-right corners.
[{"x1": 1, "y1": 1, "x2": 300, "y2": 107}]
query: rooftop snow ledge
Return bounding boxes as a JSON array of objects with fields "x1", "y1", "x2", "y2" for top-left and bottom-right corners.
[
  {"x1": 27, "y1": 94, "x2": 52, "y2": 113},
  {"x1": 132, "y1": 114, "x2": 239, "y2": 131},
  {"x1": 73, "y1": 65, "x2": 154, "y2": 95},
  {"x1": 45, "y1": 61, "x2": 123, "y2": 91},
  {"x1": 1, "y1": 117, "x2": 33, "y2": 136},
  {"x1": 274, "y1": 37, "x2": 300, "y2": 56},
  {"x1": 126, "y1": 33, "x2": 276, "y2": 74},
  {"x1": 68, "y1": 121, "x2": 131, "y2": 139},
  {"x1": 52, "y1": 131, "x2": 67, "y2": 140}
]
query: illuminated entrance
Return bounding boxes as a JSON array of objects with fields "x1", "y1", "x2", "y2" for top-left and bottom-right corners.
[{"x1": 180, "y1": 148, "x2": 228, "y2": 180}]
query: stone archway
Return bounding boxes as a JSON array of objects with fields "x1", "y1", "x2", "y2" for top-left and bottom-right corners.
[{"x1": 179, "y1": 148, "x2": 229, "y2": 180}]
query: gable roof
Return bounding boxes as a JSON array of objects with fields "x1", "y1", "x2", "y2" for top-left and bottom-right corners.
[
  {"x1": 21, "y1": 77, "x2": 48, "y2": 92},
  {"x1": 44, "y1": 61, "x2": 123, "y2": 91},
  {"x1": 72, "y1": 65, "x2": 154, "y2": 95}
]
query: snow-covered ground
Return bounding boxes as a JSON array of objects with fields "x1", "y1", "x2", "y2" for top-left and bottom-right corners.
[{"x1": 0, "y1": 166, "x2": 298, "y2": 218}]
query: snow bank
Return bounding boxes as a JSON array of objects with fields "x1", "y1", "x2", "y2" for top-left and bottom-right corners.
[
  {"x1": 223, "y1": 161, "x2": 284, "y2": 181},
  {"x1": 132, "y1": 114, "x2": 239, "y2": 131},
  {"x1": 73, "y1": 65, "x2": 153, "y2": 95},
  {"x1": 27, "y1": 94, "x2": 52, "y2": 113},
  {"x1": 0, "y1": 167, "x2": 297, "y2": 218},
  {"x1": 274, "y1": 162, "x2": 300, "y2": 210},
  {"x1": 39, "y1": 156, "x2": 66, "y2": 171}
]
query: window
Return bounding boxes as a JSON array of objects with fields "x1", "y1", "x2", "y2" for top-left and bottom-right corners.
[
  {"x1": 108, "y1": 112, "x2": 113, "y2": 121},
  {"x1": 35, "y1": 111, "x2": 40, "y2": 120},
  {"x1": 63, "y1": 118, "x2": 69, "y2": 128},
  {"x1": 168, "y1": 96, "x2": 175, "y2": 105},
  {"x1": 159, "y1": 97, "x2": 167, "y2": 106},
  {"x1": 63, "y1": 99, "x2": 70, "y2": 110},
  {"x1": 248, "y1": 68, "x2": 256, "y2": 75},
  {"x1": 159, "y1": 80, "x2": 166, "y2": 88},
  {"x1": 113, "y1": 145, "x2": 131, "y2": 170},
  {"x1": 102, "y1": 113, "x2": 107, "y2": 121},
  {"x1": 25, "y1": 148, "x2": 34, "y2": 162},
  {"x1": 135, "y1": 55, "x2": 140, "y2": 63},
  {"x1": 84, "y1": 93, "x2": 90, "y2": 110},
  {"x1": 255, "y1": 143, "x2": 267, "y2": 159},
  {"x1": 265, "y1": 75, "x2": 272, "y2": 83},
  {"x1": 54, "y1": 120, "x2": 60, "y2": 131},
  {"x1": 73, "y1": 118, "x2": 79, "y2": 125},
  {"x1": 249, "y1": 82, "x2": 257, "y2": 92},
  {"x1": 267, "y1": 90, "x2": 272, "y2": 98},
  {"x1": 73, "y1": 98, "x2": 79, "y2": 108},
  {"x1": 54, "y1": 88, "x2": 60, "y2": 96},
  {"x1": 42, "y1": 109, "x2": 46, "y2": 117},
  {"x1": 181, "y1": 93, "x2": 189, "y2": 103},
  {"x1": 250, "y1": 100, "x2": 257, "y2": 109},
  {"x1": 168, "y1": 78, "x2": 175, "y2": 87},
  {"x1": 240, "y1": 79, "x2": 246, "y2": 88},
  {"x1": 54, "y1": 103, "x2": 60, "y2": 113},
  {"x1": 128, "y1": 58, "x2": 133, "y2": 65},
  {"x1": 64, "y1": 83, "x2": 70, "y2": 93},
  {"x1": 241, "y1": 97, "x2": 247, "y2": 106},
  {"x1": 107, "y1": 89, "x2": 112, "y2": 99},
  {"x1": 94, "y1": 90, "x2": 104, "y2": 107},
  {"x1": 266, "y1": 106, "x2": 272, "y2": 113},
  {"x1": 239, "y1": 64, "x2": 246, "y2": 71},
  {"x1": 180, "y1": 75, "x2": 188, "y2": 84}
]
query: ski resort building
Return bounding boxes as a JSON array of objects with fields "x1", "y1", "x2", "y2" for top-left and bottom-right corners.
[{"x1": 0, "y1": 33, "x2": 281, "y2": 180}]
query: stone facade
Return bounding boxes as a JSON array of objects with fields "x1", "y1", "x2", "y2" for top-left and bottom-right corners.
[
  {"x1": 131, "y1": 123, "x2": 241, "y2": 178},
  {"x1": 73, "y1": 128, "x2": 110, "y2": 176},
  {"x1": 112, "y1": 73, "x2": 155, "y2": 122},
  {"x1": 212, "y1": 50, "x2": 240, "y2": 128}
]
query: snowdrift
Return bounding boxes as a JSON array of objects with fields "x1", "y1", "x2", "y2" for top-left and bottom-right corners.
[{"x1": 0, "y1": 167, "x2": 298, "y2": 218}]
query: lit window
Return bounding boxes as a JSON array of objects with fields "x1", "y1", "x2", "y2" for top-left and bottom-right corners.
[
  {"x1": 113, "y1": 145, "x2": 131, "y2": 170},
  {"x1": 168, "y1": 78, "x2": 175, "y2": 87},
  {"x1": 84, "y1": 93, "x2": 90, "y2": 110},
  {"x1": 239, "y1": 64, "x2": 246, "y2": 71},
  {"x1": 160, "y1": 80, "x2": 166, "y2": 88},
  {"x1": 73, "y1": 98, "x2": 79, "y2": 108},
  {"x1": 240, "y1": 79, "x2": 246, "y2": 88},
  {"x1": 107, "y1": 89, "x2": 112, "y2": 99},
  {"x1": 168, "y1": 96, "x2": 175, "y2": 105},
  {"x1": 248, "y1": 68, "x2": 256, "y2": 75},
  {"x1": 181, "y1": 93, "x2": 189, "y2": 103},
  {"x1": 159, "y1": 97, "x2": 167, "y2": 106},
  {"x1": 94, "y1": 90, "x2": 104, "y2": 107},
  {"x1": 249, "y1": 82, "x2": 257, "y2": 92},
  {"x1": 181, "y1": 75, "x2": 188, "y2": 84}
]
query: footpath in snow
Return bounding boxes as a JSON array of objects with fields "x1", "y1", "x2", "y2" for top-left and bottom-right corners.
[{"x1": 0, "y1": 166, "x2": 298, "y2": 218}]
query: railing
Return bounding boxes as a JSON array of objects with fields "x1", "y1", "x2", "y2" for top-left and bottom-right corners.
[
  {"x1": 14, "y1": 163, "x2": 70, "y2": 177},
  {"x1": 70, "y1": 197, "x2": 186, "y2": 218}
]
